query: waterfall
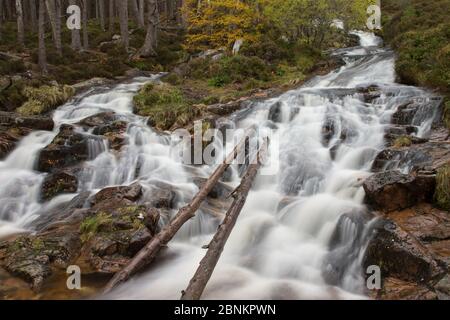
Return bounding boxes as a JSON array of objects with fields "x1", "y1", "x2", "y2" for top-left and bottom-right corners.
[{"x1": 0, "y1": 33, "x2": 440, "y2": 299}]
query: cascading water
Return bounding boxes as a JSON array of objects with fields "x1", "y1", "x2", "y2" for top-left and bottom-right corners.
[{"x1": 0, "y1": 32, "x2": 441, "y2": 299}]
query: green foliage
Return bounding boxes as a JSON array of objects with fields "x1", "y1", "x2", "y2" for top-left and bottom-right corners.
[
  {"x1": 133, "y1": 83, "x2": 203, "y2": 130},
  {"x1": 80, "y1": 212, "x2": 114, "y2": 243},
  {"x1": 383, "y1": 0, "x2": 450, "y2": 95},
  {"x1": 17, "y1": 85, "x2": 75, "y2": 116},
  {"x1": 184, "y1": 0, "x2": 262, "y2": 51},
  {"x1": 435, "y1": 164, "x2": 450, "y2": 211},
  {"x1": 0, "y1": 59, "x2": 26, "y2": 75},
  {"x1": 393, "y1": 136, "x2": 412, "y2": 148}
]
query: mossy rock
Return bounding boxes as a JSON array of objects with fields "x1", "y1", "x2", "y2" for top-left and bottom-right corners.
[
  {"x1": 435, "y1": 164, "x2": 450, "y2": 210},
  {"x1": 133, "y1": 82, "x2": 202, "y2": 130},
  {"x1": 17, "y1": 85, "x2": 75, "y2": 116}
]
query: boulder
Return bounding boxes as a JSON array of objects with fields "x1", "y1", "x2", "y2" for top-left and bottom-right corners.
[
  {"x1": 0, "y1": 111, "x2": 54, "y2": 131},
  {"x1": 91, "y1": 182, "x2": 143, "y2": 208},
  {"x1": 207, "y1": 101, "x2": 244, "y2": 116},
  {"x1": 78, "y1": 112, "x2": 119, "y2": 129},
  {"x1": 268, "y1": 101, "x2": 283, "y2": 123},
  {"x1": 144, "y1": 181, "x2": 178, "y2": 209},
  {"x1": 38, "y1": 124, "x2": 89, "y2": 172},
  {"x1": 392, "y1": 102, "x2": 418, "y2": 125},
  {"x1": 41, "y1": 171, "x2": 78, "y2": 201},
  {"x1": 0, "y1": 230, "x2": 82, "y2": 291},
  {"x1": 193, "y1": 177, "x2": 234, "y2": 200},
  {"x1": 370, "y1": 277, "x2": 438, "y2": 300},
  {"x1": 363, "y1": 219, "x2": 443, "y2": 283},
  {"x1": 363, "y1": 171, "x2": 436, "y2": 212}
]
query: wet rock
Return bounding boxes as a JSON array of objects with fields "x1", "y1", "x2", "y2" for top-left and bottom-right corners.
[
  {"x1": 385, "y1": 125, "x2": 418, "y2": 136},
  {"x1": 363, "y1": 219, "x2": 443, "y2": 283},
  {"x1": 41, "y1": 171, "x2": 78, "y2": 201},
  {"x1": 71, "y1": 78, "x2": 112, "y2": 94},
  {"x1": 435, "y1": 274, "x2": 450, "y2": 298},
  {"x1": 144, "y1": 181, "x2": 178, "y2": 209},
  {"x1": 384, "y1": 133, "x2": 428, "y2": 147},
  {"x1": 79, "y1": 204, "x2": 160, "y2": 275},
  {"x1": 392, "y1": 102, "x2": 418, "y2": 125},
  {"x1": 0, "y1": 111, "x2": 54, "y2": 131},
  {"x1": 0, "y1": 231, "x2": 82, "y2": 291},
  {"x1": 78, "y1": 112, "x2": 119, "y2": 129},
  {"x1": 363, "y1": 171, "x2": 436, "y2": 212},
  {"x1": 193, "y1": 177, "x2": 234, "y2": 200},
  {"x1": 30, "y1": 192, "x2": 91, "y2": 232},
  {"x1": 370, "y1": 277, "x2": 438, "y2": 300},
  {"x1": 0, "y1": 127, "x2": 31, "y2": 159},
  {"x1": 91, "y1": 182, "x2": 143, "y2": 208},
  {"x1": 324, "y1": 211, "x2": 373, "y2": 286},
  {"x1": 371, "y1": 148, "x2": 432, "y2": 172},
  {"x1": 322, "y1": 118, "x2": 336, "y2": 146},
  {"x1": 268, "y1": 101, "x2": 282, "y2": 123},
  {"x1": 207, "y1": 101, "x2": 243, "y2": 116},
  {"x1": 38, "y1": 124, "x2": 89, "y2": 172}
]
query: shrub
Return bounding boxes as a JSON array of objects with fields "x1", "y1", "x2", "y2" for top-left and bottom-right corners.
[
  {"x1": 435, "y1": 164, "x2": 450, "y2": 210},
  {"x1": 133, "y1": 83, "x2": 202, "y2": 130},
  {"x1": 393, "y1": 136, "x2": 412, "y2": 148},
  {"x1": 17, "y1": 85, "x2": 75, "y2": 116}
]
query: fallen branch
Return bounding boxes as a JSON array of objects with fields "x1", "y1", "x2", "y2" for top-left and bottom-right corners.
[
  {"x1": 180, "y1": 140, "x2": 269, "y2": 300},
  {"x1": 102, "y1": 126, "x2": 257, "y2": 294}
]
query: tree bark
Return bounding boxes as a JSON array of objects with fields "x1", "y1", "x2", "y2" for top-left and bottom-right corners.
[
  {"x1": 16, "y1": 0, "x2": 25, "y2": 47},
  {"x1": 118, "y1": 0, "x2": 128, "y2": 50},
  {"x1": 0, "y1": 0, "x2": 3, "y2": 41},
  {"x1": 38, "y1": 0, "x2": 48, "y2": 74},
  {"x1": 130, "y1": 0, "x2": 143, "y2": 28},
  {"x1": 181, "y1": 141, "x2": 268, "y2": 300},
  {"x1": 98, "y1": 0, "x2": 105, "y2": 30},
  {"x1": 81, "y1": 0, "x2": 88, "y2": 49},
  {"x1": 28, "y1": 0, "x2": 38, "y2": 29},
  {"x1": 108, "y1": 0, "x2": 114, "y2": 32},
  {"x1": 102, "y1": 127, "x2": 257, "y2": 294},
  {"x1": 45, "y1": 0, "x2": 62, "y2": 56},
  {"x1": 138, "y1": 0, "x2": 144, "y2": 26},
  {"x1": 138, "y1": 0, "x2": 158, "y2": 57},
  {"x1": 70, "y1": 0, "x2": 82, "y2": 51}
]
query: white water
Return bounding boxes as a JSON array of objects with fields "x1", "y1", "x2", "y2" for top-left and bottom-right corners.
[{"x1": 0, "y1": 33, "x2": 440, "y2": 299}]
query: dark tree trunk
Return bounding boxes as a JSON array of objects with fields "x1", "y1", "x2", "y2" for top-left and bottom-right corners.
[
  {"x1": 82, "y1": 0, "x2": 88, "y2": 49},
  {"x1": 118, "y1": 0, "x2": 129, "y2": 49},
  {"x1": 139, "y1": 0, "x2": 158, "y2": 57},
  {"x1": 16, "y1": 0, "x2": 25, "y2": 47},
  {"x1": 38, "y1": 0, "x2": 48, "y2": 74}
]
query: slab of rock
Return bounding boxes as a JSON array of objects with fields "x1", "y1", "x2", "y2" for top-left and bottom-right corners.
[
  {"x1": 41, "y1": 171, "x2": 78, "y2": 201},
  {"x1": 369, "y1": 277, "x2": 438, "y2": 300},
  {"x1": 0, "y1": 111, "x2": 54, "y2": 131},
  {"x1": 363, "y1": 219, "x2": 444, "y2": 284},
  {"x1": 363, "y1": 171, "x2": 436, "y2": 212},
  {"x1": 207, "y1": 101, "x2": 244, "y2": 116},
  {"x1": 38, "y1": 124, "x2": 89, "y2": 172}
]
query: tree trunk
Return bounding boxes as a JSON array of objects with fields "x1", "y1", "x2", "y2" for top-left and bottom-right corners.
[
  {"x1": 102, "y1": 127, "x2": 256, "y2": 294},
  {"x1": 138, "y1": 0, "x2": 144, "y2": 26},
  {"x1": 0, "y1": 0, "x2": 3, "y2": 41},
  {"x1": 108, "y1": 0, "x2": 114, "y2": 32},
  {"x1": 98, "y1": 0, "x2": 105, "y2": 30},
  {"x1": 70, "y1": 0, "x2": 82, "y2": 51},
  {"x1": 82, "y1": 0, "x2": 88, "y2": 49},
  {"x1": 118, "y1": 0, "x2": 128, "y2": 50},
  {"x1": 181, "y1": 141, "x2": 268, "y2": 300},
  {"x1": 28, "y1": 0, "x2": 38, "y2": 29},
  {"x1": 130, "y1": 0, "x2": 143, "y2": 28},
  {"x1": 45, "y1": 0, "x2": 62, "y2": 55},
  {"x1": 16, "y1": 0, "x2": 25, "y2": 47},
  {"x1": 38, "y1": 0, "x2": 48, "y2": 74},
  {"x1": 139, "y1": 0, "x2": 158, "y2": 57}
]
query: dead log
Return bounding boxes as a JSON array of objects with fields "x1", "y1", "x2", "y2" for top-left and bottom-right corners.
[
  {"x1": 181, "y1": 140, "x2": 269, "y2": 300},
  {"x1": 102, "y1": 126, "x2": 257, "y2": 294}
]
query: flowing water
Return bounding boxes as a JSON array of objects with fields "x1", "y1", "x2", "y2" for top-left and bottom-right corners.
[{"x1": 0, "y1": 32, "x2": 442, "y2": 299}]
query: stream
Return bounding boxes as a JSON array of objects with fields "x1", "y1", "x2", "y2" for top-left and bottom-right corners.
[{"x1": 0, "y1": 32, "x2": 441, "y2": 299}]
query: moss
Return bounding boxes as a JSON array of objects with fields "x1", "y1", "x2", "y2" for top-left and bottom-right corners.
[
  {"x1": 80, "y1": 213, "x2": 113, "y2": 243},
  {"x1": 435, "y1": 164, "x2": 450, "y2": 211},
  {"x1": 383, "y1": 0, "x2": 450, "y2": 96},
  {"x1": 133, "y1": 83, "x2": 202, "y2": 130},
  {"x1": 393, "y1": 136, "x2": 413, "y2": 148},
  {"x1": 16, "y1": 85, "x2": 75, "y2": 116}
]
